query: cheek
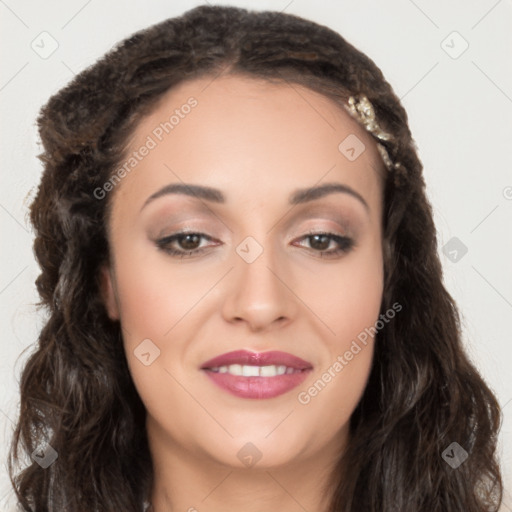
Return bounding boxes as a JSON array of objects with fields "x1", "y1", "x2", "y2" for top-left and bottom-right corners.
[
  {"x1": 294, "y1": 242, "x2": 383, "y2": 417},
  {"x1": 112, "y1": 239, "x2": 215, "y2": 339},
  {"x1": 307, "y1": 239, "x2": 384, "y2": 343},
  {"x1": 108, "y1": 244, "x2": 191, "y2": 385},
  {"x1": 296, "y1": 346, "x2": 374, "y2": 438}
]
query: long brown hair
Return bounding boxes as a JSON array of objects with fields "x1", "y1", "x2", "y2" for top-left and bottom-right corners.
[{"x1": 9, "y1": 5, "x2": 503, "y2": 511}]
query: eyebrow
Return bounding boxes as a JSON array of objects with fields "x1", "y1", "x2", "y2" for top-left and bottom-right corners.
[{"x1": 140, "y1": 182, "x2": 369, "y2": 212}]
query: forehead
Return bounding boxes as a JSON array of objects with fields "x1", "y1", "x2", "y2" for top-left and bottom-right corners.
[{"x1": 111, "y1": 73, "x2": 384, "y2": 216}]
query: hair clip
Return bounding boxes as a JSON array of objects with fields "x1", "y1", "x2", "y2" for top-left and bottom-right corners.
[{"x1": 344, "y1": 94, "x2": 401, "y2": 171}]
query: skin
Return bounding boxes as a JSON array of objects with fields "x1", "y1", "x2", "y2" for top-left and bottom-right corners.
[{"x1": 100, "y1": 73, "x2": 385, "y2": 512}]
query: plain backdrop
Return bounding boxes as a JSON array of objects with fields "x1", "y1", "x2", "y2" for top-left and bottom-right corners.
[{"x1": 1, "y1": 1, "x2": 511, "y2": 510}]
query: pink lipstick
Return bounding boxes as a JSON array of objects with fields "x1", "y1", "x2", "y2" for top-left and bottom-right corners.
[{"x1": 200, "y1": 350, "x2": 313, "y2": 399}]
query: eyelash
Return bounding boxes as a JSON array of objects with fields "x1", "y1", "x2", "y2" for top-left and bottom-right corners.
[{"x1": 155, "y1": 230, "x2": 355, "y2": 259}]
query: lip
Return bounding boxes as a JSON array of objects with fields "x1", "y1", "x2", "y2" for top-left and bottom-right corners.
[
  {"x1": 201, "y1": 350, "x2": 313, "y2": 399},
  {"x1": 201, "y1": 350, "x2": 313, "y2": 370}
]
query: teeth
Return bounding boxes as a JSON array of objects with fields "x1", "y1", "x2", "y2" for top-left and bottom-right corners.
[
  {"x1": 260, "y1": 365, "x2": 278, "y2": 377},
  {"x1": 230, "y1": 364, "x2": 242, "y2": 375},
  {"x1": 210, "y1": 364, "x2": 299, "y2": 377},
  {"x1": 276, "y1": 365, "x2": 287, "y2": 375},
  {"x1": 242, "y1": 365, "x2": 260, "y2": 377}
]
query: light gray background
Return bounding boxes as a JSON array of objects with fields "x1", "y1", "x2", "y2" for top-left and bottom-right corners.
[{"x1": 1, "y1": 1, "x2": 511, "y2": 510}]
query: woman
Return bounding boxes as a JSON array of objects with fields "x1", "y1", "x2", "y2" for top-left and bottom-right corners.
[{"x1": 8, "y1": 5, "x2": 503, "y2": 511}]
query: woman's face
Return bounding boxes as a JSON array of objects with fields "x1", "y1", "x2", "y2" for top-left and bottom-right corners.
[{"x1": 101, "y1": 74, "x2": 384, "y2": 471}]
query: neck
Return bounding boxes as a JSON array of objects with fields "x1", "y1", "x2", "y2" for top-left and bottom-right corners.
[{"x1": 146, "y1": 418, "x2": 347, "y2": 512}]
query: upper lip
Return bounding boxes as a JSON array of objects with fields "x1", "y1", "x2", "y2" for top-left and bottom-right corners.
[{"x1": 201, "y1": 350, "x2": 313, "y2": 370}]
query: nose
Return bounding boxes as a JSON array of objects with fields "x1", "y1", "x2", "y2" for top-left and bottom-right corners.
[{"x1": 220, "y1": 241, "x2": 297, "y2": 332}]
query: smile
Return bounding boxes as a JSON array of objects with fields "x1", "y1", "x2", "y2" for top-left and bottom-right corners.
[
  {"x1": 201, "y1": 350, "x2": 313, "y2": 399},
  {"x1": 209, "y1": 364, "x2": 302, "y2": 377}
]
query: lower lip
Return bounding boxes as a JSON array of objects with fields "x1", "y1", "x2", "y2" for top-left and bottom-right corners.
[{"x1": 202, "y1": 369, "x2": 312, "y2": 399}]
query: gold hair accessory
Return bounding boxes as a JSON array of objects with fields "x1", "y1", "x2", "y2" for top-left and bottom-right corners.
[{"x1": 344, "y1": 94, "x2": 401, "y2": 171}]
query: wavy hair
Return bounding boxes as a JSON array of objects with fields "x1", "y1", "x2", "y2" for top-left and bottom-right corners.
[{"x1": 9, "y1": 5, "x2": 503, "y2": 511}]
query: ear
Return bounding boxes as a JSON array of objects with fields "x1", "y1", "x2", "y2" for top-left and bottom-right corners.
[{"x1": 99, "y1": 264, "x2": 120, "y2": 321}]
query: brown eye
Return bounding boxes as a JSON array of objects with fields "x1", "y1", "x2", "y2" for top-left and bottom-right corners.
[
  {"x1": 308, "y1": 234, "x2": 331, "y2": 251},
  {"x1": 156, "y1": 232, "x2": 218, "y2": 258},
  {"x1": 294, "y1": 232, "x2": 355, "y2": 258},
  {"x1": 176, "y1": 234, "x2": 201, "y2": 250}
]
